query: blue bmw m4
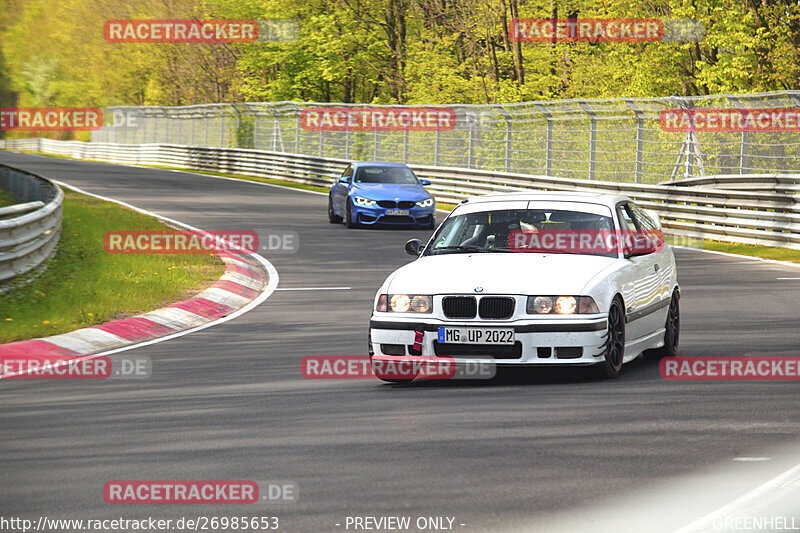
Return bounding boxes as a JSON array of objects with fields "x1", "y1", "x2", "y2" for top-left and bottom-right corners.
[{"x1": 328, "y1": 162, "x2": 436, "y2": 229}]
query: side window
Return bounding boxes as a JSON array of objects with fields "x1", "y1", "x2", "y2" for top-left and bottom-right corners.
[
  {"x1": 628, "y1": 203, "x2": 657, "y2": 232},
  {"x1": 341, "y1": 165, "x2": 354, "y2": 181},
  {"x1": 616, "y1": 203, "x2": 639, "y2": 231}
]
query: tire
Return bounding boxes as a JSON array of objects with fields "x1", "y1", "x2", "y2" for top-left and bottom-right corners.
[
  {"x1": 595, "y1": 296, "x2": 625, "y2": 379},
  {"x1": 328, "y1": 196, "x2": 342, "y2": 223},
  {"x1": 345, "y1": 201, "x2": 358, "y2": 228},
  {"x1": 644, "y1": 291, "x2": 680, "y2": 360}
]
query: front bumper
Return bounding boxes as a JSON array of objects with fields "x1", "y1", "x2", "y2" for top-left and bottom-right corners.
[
  {"x1": 352, "y1": 204, "x2": 435, "y2": 226},
  {"x1": 369, "y1": 317, "x2": 608, "y2": 365}
]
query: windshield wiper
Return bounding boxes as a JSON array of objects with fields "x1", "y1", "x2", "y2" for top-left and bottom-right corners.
[{"x1": 432, "y1": 245, "x2": 514, "y2": 254}]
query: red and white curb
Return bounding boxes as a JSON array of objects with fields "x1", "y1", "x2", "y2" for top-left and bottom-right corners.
[{"x1": 0, "y1": 181, "x2": 279, "y2": 369}]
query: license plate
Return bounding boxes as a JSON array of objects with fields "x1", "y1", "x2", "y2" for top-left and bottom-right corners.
[
  {"x1": 386, "y1": 209, "x2": 410, "y2": 216},
  {"x1": 437, "y1": 327, "x2": 515, "y2": 345}
]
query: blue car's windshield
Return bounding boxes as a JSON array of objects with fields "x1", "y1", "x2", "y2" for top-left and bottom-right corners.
[{"x1": 354, "y1": 166, "x2": 419, "y2": 184}]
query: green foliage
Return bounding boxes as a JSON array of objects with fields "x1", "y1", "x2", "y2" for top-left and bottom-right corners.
[{"x1": 1, "y1": 0, "x2": 798, "y2": 107}]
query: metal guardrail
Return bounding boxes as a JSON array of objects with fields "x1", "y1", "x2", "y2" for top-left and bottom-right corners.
[
  {"x1": 3, "y1": 138, "x2": 799, "y2": 249},
  {"x1": 0, "y1": 161, "x2": 63, "y2": 284},
  {"x1": 663, "y1": 174, "x2": 800, "y2": 194},
  {"x1": 92, "y1": 91, "x2": 800, "y2": 184}
]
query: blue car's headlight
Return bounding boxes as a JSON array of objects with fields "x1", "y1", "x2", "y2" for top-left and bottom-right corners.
[
  {"x1": 354, "y1": 196, "x2": 377, "y2": 207},
  {"x1": 415, "y1": 198, "x2": 434, "y2": 208}
]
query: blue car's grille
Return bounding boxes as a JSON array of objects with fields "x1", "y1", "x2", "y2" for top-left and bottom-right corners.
[
  {"x1": 377, "y1": 200, "x2": 396, "y2": 208},
  {"x1": 398, "y1": 201, "x2": 415, "y2": 209}
]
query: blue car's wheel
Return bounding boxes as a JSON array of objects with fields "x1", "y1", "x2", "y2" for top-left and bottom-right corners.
[
  {"x1": 328, "y1": 195, "x2": 342, "y2": 223},
  {"x1": 345, "y1": 201, "x2": 358, "y2": 229}
]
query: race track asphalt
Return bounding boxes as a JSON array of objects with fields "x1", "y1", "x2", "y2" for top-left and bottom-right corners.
[{"x1": 1, "y1": 150, "x2": 800, "y2": 532}]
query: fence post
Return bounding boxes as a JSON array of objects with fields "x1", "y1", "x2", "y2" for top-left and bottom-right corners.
[
  {"x1": 728, "y1": 95, "x2": 748, "y2": 174},
  {"x1": 467, "y1": 112, "x2": 475, "y2": 169},
  {"x1": 403, "y1": 129, "x2": 409, "y2": 164},
  {"x1": 578, "y1": 101, "x2": 597, "y2": 180},
  {"x1": 294, "y1": 105, "x2": 301, "y2": 154},
  {"x1": 204, "y1": 108, "x2": 209, "y2": 147},
  {"x1": 624, "y1": 98, "x2": 645, "y2": 183},
  {"x1": 253, "y1": 106, "x2": 259, "y2": 150},
  {"x1": 435, "y1": 129, "x2": 441, "y2": 166},
  {"x1": 220, "y1": 107, "x2": 226, "y2": 147},
  {"x1": 178, "y1": 111, "x2": 184, "y2": 145},
  {"x1": 231, "y1": 104, "x2": 243, "y2": 149},
  {"x1": 494, "y1": 105, "x2": 512, "y2": 173},
  {"x1": 534, "y1": 103, "x2": 553, "y2": 176}
]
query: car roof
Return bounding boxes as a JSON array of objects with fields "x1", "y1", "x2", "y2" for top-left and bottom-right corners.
[
  {"x1": 351, "y1": 161, "x2": 410, "y2": 168},
  {"x1": 463, "y1": 191, "x2": 631, "y2": 208}
]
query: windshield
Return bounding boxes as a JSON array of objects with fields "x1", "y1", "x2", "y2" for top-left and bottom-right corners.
[
  {"x1": 354, "y1": 166, "x2": 419, "y2": 184},
  {"x1": 425, "y1": 208, "x2": 616, "y2": 256}
]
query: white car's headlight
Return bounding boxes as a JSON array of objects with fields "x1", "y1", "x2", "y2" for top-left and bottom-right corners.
[
  {"x1": 415, "y1": 198, "x2": 434, "y2": 208},
  {"x1": 526, "y1": 296, "x2": 599, "y2": 314},
  {"x1": 354, "y1": 196, "x2": 377, "y2": 207},
  {"x1": 376, "y1": 294, "x2": 432, "y2": 313}
]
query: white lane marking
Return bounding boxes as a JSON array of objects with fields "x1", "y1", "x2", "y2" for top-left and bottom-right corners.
[
  {"x1": 733, "y1": 457, "x2": 771, "y2": 462},
  {"x1": 674, "y1": 463, "x2": 800, "y2": 533},
  {"x1": 672, "y1": 245, "x2": 800, "y2": 270},
  {"x1": 275, "y1": 286, "x2": 352, "y2": 291},
  {"x1": 44, "y1": 179, "x2": 280, "y2": 359},
  {"x1": 777, "y1": 277, "x2": 800, "y2": 280}
]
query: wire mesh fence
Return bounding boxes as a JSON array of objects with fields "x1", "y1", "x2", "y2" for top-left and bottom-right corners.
[{"x1": 93, "y1": 91, "x2": 800, "y2": 184}]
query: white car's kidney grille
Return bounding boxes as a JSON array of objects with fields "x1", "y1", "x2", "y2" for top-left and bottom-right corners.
[
  {"x1": 442, "y1": 296, "x2": 477, "y2": 318},
  {"x1": 478, "y1": 297, "x2": 515, "y2": 319},
  {"x1": 442, "y1": 296, "x2": 515, "y2": 319}
]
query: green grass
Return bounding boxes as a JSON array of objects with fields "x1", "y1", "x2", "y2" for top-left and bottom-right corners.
[
  {"x1": 666, "y1": 235, "x2": 800, "y2": 263},
  {"x1": 1, "y1": 189, "x2": 225, "y2": 343},
  {"x1": 0, "y1": 187, "x2": 16, "y2": 208}
]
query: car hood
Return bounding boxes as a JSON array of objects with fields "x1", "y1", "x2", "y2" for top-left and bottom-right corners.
[
  {"x1": 351, "y1": 183, "x2": 430, "y2": 201},
  {"x1": 385, "y1": 253, "x2": 621, "y2": 295}
]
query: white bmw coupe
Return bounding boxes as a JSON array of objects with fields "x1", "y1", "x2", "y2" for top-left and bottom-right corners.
[{"x1": 369, "y1": 192, "x2": 680, "y2": 379}]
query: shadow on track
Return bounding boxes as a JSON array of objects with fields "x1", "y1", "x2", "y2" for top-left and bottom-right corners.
[{"x1": 376, "y1": 356, "x2": 665, "y2": 389}]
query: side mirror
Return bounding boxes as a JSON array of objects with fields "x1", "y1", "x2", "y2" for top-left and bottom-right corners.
[
  {"x1": 338, "y1": 176, "x2": 349, "y2": 184},
  {"x1": 644, "y1": 209, "x2": 662, "y2": 230},
  {"x1": 419, "y1": 179, "x2": 431, "y2": 186},
  {"x1": 623, "y1": 232, "x2": 660, "y2": 258},
  {"x1": 405, "y1": 239, "x2": 423, "y2": 256}
]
